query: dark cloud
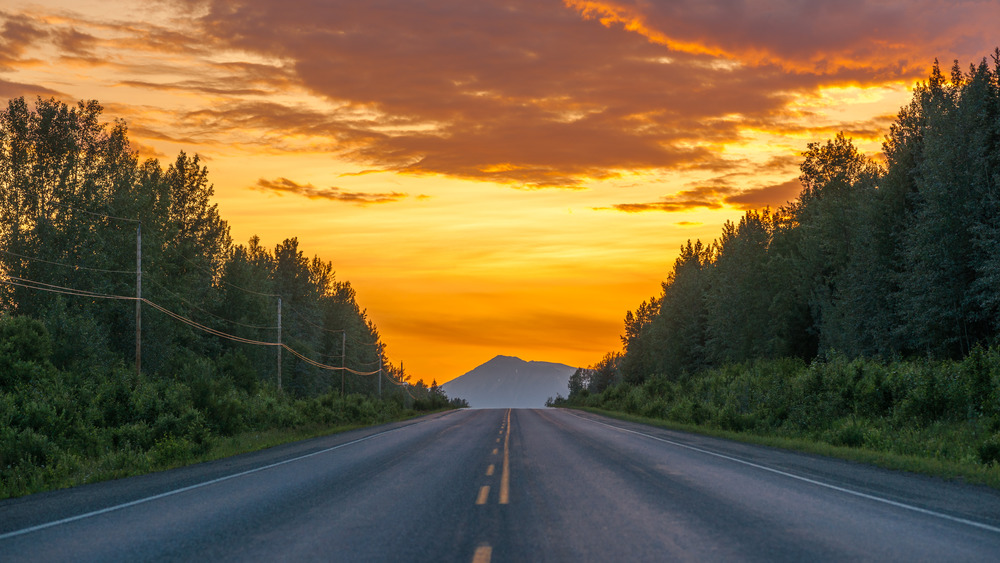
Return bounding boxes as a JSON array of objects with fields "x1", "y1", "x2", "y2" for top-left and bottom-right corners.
[
  {"x1": 253, "y1": 177, "x2": 408, "y2": 204},
  {"x1": 567, "y1": 0, "x2": 999, "y2": 76},
  {"x1": 599, "y1": 184, "x2": 738, "y2": 213},
  {"x1": 0, "y1": 78, "x2": 64, "y2": 100},
  {"x1": 726, "y1": 178, "x2": 803, "y2": 209},
  {"x1": 54, "y1": 27, "x2": 98, "y2": 57},
  {"x1": 600, "y1": 177, "x2": 804, "y2": 213},
  {"x1": 8, "y1": 1, "x2": 993, "y2": 189},
  {"x1": 0, "y1": 12, "x2": 49, "y2": 68},
  {"x1": 742, "y1": 114, "x2": 899, "y2": 142},
  {"x1": 178, "y1": 0, "x2": 824, "y2": 186},
  {"x1": 117, "y1": 79, "x2": 270, "y2": 97}
]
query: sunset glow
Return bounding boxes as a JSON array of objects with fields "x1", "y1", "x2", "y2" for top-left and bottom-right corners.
[{"x1": 3, "y1": 0, "x2": 998, "y2": 382}]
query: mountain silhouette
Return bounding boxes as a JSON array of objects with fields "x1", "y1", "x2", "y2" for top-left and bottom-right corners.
[{"x1": 441, "y1": 355, "x2": 576, "y2": 408}]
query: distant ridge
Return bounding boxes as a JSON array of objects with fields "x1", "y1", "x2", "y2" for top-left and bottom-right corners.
[{"x1": 441, "y1": 355, "x2": 576, "y2": 409}]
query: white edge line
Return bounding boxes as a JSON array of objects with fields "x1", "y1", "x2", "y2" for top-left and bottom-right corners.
[
  {"x1": 565, "y1": 410, "x2": 1000, "y2": 535},
  {"x1": 0, "y1": 424, "x2": 410, "y2": 541}
]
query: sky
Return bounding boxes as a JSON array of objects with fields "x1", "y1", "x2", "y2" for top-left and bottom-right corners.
[{"x1": 2, "y1": 0, "x2": 998, "y2": 383}]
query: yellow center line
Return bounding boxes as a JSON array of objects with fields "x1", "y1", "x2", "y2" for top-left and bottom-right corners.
[
  {"x1": 472, "y1": 545, "x2": 492, "y2": 563},
  {"x1": 500, "y1": 408, "x2": 510, "y2": 504},
  {"x1": 476, "y1": 485, "x2": 490, "y2": 505},
  {"x1": 486, "y1": 464, "x2": 495, "y2": 476}
]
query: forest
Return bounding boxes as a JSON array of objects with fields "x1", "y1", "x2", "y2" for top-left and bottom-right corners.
[
  {"x1": 558, "y1": 55, "x2": 1000, "y2": 480},
  {"x1": 0, "y1": 96, "x2": 461, "y2": 498}
]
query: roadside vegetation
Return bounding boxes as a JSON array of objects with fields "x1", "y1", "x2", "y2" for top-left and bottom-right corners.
[
  {"x1": 0, "y1": 97, "x2": 464, "y2": 499},
  {"x1": 554, "y1": 351, "x2": 1000, "y2": 486},
  {"x1": 553, "y1": 53, "x2": 1000, "y2": 487},
  {"x1": 0, "y1": 314, "x2": 458, "y2": 499}
]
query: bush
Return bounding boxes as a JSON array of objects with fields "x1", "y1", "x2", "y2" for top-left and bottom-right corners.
[
  {"x1": 0, "y1": 316, "x2": 57, "y2": 389},
  {"x1": 149, "y1": 435, "x2": 201, "y2": 466},
  {"x1": 217, "y1": 350, "x2": 259, "y2": 395},
  {"x1": 0, "y1": 315, "x2": 52, "y2": 365},
  {"x1": 829, "y1": 418, "x2": 866, "y2": 448},
  {"x1": 979, "y1": 434, "x2": 1000, "y2": 466}
]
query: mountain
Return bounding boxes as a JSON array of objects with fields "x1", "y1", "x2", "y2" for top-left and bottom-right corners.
[{"x1": 441, "y1": 355, "x2": 577, "y2": 409}]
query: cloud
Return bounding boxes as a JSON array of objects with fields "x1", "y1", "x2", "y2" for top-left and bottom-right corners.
[
  {"x1": 0, "y1": 11, "x2": 48, "y2": 69},
  {"x1": 0, "y1": 78, "x2": 64, "y2": 100},
  {"x1": 565, "y1": 0, "x2": 1000, "y2": 77},
  {"x1": 174, "y1": 0, "x2": 850, "y2": 186},
  {"x1": 726, "y1": 178, "x2": 803, "y2": 209},
  {"x1": 7, "y1": 1, "x2": 996, "y2": 189},
  {"x1": 54, "y1": 26, "x2": 98, "y2": 57},
  {"x1": 600, "y1": 184, "x2": 738, "y2": 213},
  {"x1": 129, "y1": 139, "x2": 166, "y2": 160},
  {"x1": 600, "y1": 177, "x2": 804, "y2": 213},
  {"x1": 253, "y1": 177, "x2": 408, "y2": 205}
]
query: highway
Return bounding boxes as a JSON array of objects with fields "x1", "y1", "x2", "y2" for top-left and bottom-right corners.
[{"x1": 3, "y1": 408, "x2": 1000, "y2": 561}]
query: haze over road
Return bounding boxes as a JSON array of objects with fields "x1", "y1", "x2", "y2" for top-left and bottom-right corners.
[{"x1": 3, "y1": 409, "x2": 1000, "y2": 561}]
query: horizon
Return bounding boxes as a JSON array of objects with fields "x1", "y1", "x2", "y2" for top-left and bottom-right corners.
[{"x1": 3, "y1": 1, "x2": 998, "y2": 383}]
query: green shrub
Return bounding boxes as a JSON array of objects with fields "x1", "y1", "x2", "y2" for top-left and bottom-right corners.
[
  {"x1": 717, "y1": 404, "x2": 755, "y2": 432},
  {"x1": 830, "y1": 418, "x2": 866, "y2": 448},
  {"x1": 149, "y1": 435, "x2": 200, "y2": 466},
  {"x1": 979, "y1": 434, "x2": 1000, "y2": 465},
  {"x1": 0, "y1": 427, "x2": 57, "y2": 467},
  {"x1": 0, "y1": 316, "x2": 53, "y2": 366},
  {"x1": 217, "y1": 350, "x2": 259, "y2": 395}
]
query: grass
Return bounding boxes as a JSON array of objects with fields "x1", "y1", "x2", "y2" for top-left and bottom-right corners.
[
  {"x1": 1, "y1": 408, "x2": 446, "y2": 500},
  {"x1": 569, "y1": 406, "x2": 1000, "y2": 490}
]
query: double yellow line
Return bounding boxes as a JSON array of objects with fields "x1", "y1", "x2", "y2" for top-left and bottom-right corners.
[
  {"x1": 500, "y1": 408, "x2": 510, "y2": 504},
  {"x1": 476, "y1": 409, "x2": 511, "y2": 506},
  {"x1": 471, "y1": 409, "x2": 512, "y2": 563}
]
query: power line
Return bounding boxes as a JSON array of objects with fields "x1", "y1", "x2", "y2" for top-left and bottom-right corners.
[
  {"x1": 280, "y1": 345, "x2": 379, "y2": 375},
  {"x1": 0, "y1": 249, "x2": 134, "y2": 274},
  {"x1": 140, "y1": 298, "x2": 280, "y2": 347},
  {"x1": 1, "y1": 274, "x2": 378, "y2": 376},
  {"x1": 4, "y1": 275, "x2": 134, "y2": 301}
]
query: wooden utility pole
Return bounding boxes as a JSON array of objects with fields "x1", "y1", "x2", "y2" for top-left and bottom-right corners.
[
  {"x1": 135, "y1": 223, "x2": 141, "y2": 376},
  {"x1": 277, "y1": 296, "x2": 282, "y2": 391},
  {"x1": 341, "y1": 331, "x2": 346, "y2": 397},
  {"x1": 378, "y1": 343, "x2": 382, "y2": 398}
]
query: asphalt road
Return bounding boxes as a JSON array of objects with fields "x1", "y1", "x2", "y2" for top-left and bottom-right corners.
[{"x1": 3, "y1": 408, "x2": 1000, "y2": 561}]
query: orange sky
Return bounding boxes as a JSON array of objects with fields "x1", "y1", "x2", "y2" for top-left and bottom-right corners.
[{"x1": 2, "y1": 0, "x2": 998, "y2": 383}]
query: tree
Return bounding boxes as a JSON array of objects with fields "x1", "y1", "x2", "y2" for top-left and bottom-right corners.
[
  {"x1": 647, "y1": 240, "x2": 713, "y2": 379},
  {"x1": 704, "y1": 209, "x2": 777, "y2": 364}
]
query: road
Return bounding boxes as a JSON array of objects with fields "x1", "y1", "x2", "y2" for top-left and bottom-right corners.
[{"x1": 3, "y1": 408, "x2": 1000, "y2": 561}]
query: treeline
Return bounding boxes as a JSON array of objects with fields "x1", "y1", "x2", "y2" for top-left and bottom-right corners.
[
  {"x1": 560, "y1": 55, "x2": 1000, "y2": 475},
  {"x1": 600, "y1": 55, "x2": 1000, "y2": 387},
  {"x1": 0, "y1": 97, "x2": 461, "y2": 497},
  {"x1": 0, "y1": 95, "x2": 447, "y2": 397}
]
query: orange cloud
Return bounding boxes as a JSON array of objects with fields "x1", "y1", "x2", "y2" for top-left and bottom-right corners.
[
  {"x1": 601, "y1": 177, "x2": 803, "y2": 213},
  {"x1": 6, "y1": 1, "x2": 997, "y2": 191},
  {"x1": 253, "y1": 177, "x2": 408, "y2": 205},
  {"x1": 600, "y1": 185, "x2": 736, "y2": 213},
  {"x1": 0, "y1": 78, "x2": 63, "y2": 100},
  {"x1": 159, "y1": 0, "x2": 829, "y2": 185},
  {"x1": 726, "y1": 178, "x2": 803, "y2": 209},
  {"x1": 564, "y1": 0, "x2": 1000, "y2": 76}
]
